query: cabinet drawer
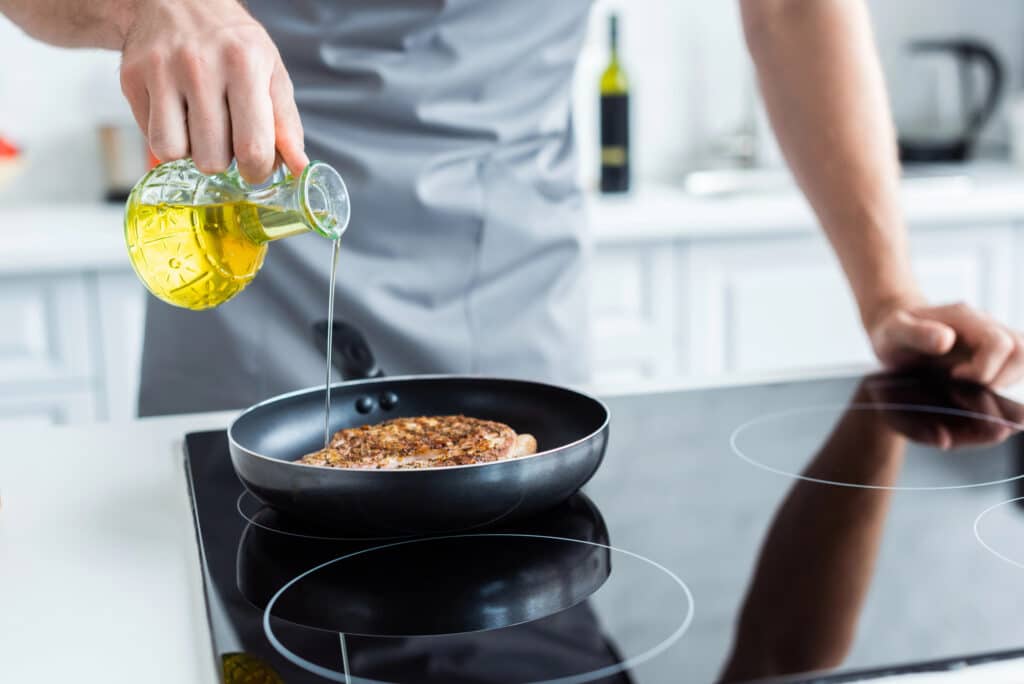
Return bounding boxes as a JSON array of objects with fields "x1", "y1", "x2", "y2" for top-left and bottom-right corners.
[{"x1": 0, "y1": 274, "x2": 95, "y2": 384}]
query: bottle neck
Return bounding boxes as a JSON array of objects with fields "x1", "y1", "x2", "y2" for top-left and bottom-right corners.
[
  {"x1": 241, "y1": 181, "x2": 313, "y2": 244},
  {"x1": 239, "y1": 161, "x2": 351, "y2": 244},
  {"x1": 608, "y1": 15, "x2": 619, "y2": 61}
]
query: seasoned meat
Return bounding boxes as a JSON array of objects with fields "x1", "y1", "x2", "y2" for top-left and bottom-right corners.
[{"x1": 298, "y1": 415, "x2": 538, "y2": 469}]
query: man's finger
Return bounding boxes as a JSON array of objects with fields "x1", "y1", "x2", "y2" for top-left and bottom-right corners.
[
  {"x1": 991, "y1": 334, "x2": 1024, "y2": 389},
  {"x1": 229, "y1": 73, "x2": 276, "y2": 184},
  {"x1": 884, "y1": 310, "x2": 957, "y2": 356},
  {"x1": 226, "y1": 43, "x2": 276, "y2": 184},
  {"x1": 952, "y1": 327, "x2": 1015, "y2": 385},
  {"x1": 147, "y1": 82, "x2": 189, "y2": 162},
  {"x1": 271, "y1": 65, "x2": 309, "y2": 176},
  {"x1": 185, "y1": 83, "x2": 232, "y2": 176},
  {"x1": 119, "y1": 64, "x2": 150, "y2": 136}
]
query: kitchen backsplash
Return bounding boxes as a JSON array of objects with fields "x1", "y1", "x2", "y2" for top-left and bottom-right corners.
[{"x1": 1, "y1": 1, "x2": 1023, "y2": 203}]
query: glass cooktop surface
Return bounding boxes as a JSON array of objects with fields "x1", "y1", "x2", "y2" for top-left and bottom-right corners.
[{"x1": 185, "y1": 372, "x2": 1024, "y2": 683}]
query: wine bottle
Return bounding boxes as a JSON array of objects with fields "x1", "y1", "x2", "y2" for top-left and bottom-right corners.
[{"x1": 599, "y1": 13, "x2": 630, "y2": 193}]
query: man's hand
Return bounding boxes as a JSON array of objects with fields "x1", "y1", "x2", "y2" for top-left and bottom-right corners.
[
  {"x1": 867, "y1": 301, "x2": 1024, "y2": 388},
  {"x1": 118, "y1": 0, "x2": 307, "y2": 183}
]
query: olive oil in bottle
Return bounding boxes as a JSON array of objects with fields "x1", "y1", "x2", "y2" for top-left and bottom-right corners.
[
  {"x1": 599, "y1": 13, "x2": 630, "y2": 193},
  {"x1": 124, "y1": 201, "x2": 311, "y2": 310},
  {"x1": 123, "y1": 159, "x2": 351, "y2": 310}
]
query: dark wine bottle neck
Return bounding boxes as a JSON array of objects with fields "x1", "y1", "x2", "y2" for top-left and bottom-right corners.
[{"x1": 609, "y1": 15, "x2": 619, "y2": 55}]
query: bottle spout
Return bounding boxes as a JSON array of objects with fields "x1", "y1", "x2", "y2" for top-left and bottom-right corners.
[{"x1": 301, "y1": 161, "x2": 351, "y2": 240}]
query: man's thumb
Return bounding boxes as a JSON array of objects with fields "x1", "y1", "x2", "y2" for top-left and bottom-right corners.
[{"x1": 890, "y1": 312, "x2": 957, "y2": 355}]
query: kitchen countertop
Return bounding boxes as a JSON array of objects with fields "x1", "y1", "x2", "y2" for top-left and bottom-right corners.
[
  {"x1": 2, "y1": 164, "x2": 1024, "y2": 275},
  {"x1": 0, "y1": 203, "x2": 125, "y2": 274},
  {"x1": 588, "y1": 167, "x2": 1024, "y2": 244},
  {"x1": 0, "y1": 410, "x2": 233, "y2": 684},
  {"x1": 4, "y1": 377, "x2": 1024, "y2": 683}
]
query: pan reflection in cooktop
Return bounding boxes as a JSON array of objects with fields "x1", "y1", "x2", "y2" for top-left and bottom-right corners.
[
  {"x1": 236, "y1": 491, "x2": 407, "y2": 542},
  {"x1": 186, "y1": 430, "x2": 694, "y2": 684},
  {"x1": 237, "y1": 496, "x2": 693, "y2": 683},
  {"x1": 974, "y1": 496, "x2": 1024, "y2": 570},
  {"x1": 730, "y1": 376, "x2": 1024, "y2": 490}
]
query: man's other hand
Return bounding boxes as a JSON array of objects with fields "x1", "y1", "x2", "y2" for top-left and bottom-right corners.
[{"x1": 868, "y1": 301, "x2": 1024, "y2": 388}]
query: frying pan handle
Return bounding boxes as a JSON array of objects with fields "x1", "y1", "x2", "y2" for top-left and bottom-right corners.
[{"x1": 312, "y1": 320, "x2": 385, "y2": 381}]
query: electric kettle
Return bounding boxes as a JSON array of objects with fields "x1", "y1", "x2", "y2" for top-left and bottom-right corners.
[{"x1": 897, "y1": 38, "x2": 1004, "y2": 163}]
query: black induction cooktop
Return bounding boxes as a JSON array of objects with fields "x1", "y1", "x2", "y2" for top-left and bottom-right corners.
[{"x1": 185, "y1": 372, "x2": 1024, "y2": 683}]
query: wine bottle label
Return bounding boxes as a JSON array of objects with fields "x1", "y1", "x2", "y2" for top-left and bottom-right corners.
[
  {"x1": 600, "y1": 94, "x2": 630, "y2": 192},
  {"x1": 601, "y1": 146, "x2": 627, "y2": 166}
]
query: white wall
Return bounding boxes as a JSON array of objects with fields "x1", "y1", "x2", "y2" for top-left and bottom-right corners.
[
  {"x1": 2, "y1": 2, "x2": 1024, "y2": 203},
  {"x1": 0, "y1": 16, "x2": 130, "y2": 204}
]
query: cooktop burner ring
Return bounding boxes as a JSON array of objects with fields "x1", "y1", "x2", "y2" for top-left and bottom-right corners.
[
  {"x1": 261, "y1": 533, "x2": 695, "y2": 684},
  {"x1": 730, "y1": 402, "x2": 1024, "y2": 491},
  {"x1": 973, "y1": 496, "x2": 1024, "y2": 570}
]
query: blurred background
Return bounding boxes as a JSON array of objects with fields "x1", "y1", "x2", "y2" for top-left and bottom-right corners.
[{"x1": 4, "y1": 0, "x2": 1024, "y2": 425}]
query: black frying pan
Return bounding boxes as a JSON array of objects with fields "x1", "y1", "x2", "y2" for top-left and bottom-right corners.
[{"x1": 227, "y1": 322, "x2": 610, "y2": 536}]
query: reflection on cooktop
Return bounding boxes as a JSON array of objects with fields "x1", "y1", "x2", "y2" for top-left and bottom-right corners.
[
  {"x1": 236, "y1": 491, "x2": 408, "y2": 542},
  {"x1": 185, "y1": 372, "x2": 1024, "y2": 684},
  {"x1": 187, "y1": 432, "x2": 693, "y2": 684},
  {"x1": 237, "y1": 495, "x2": 614, "y2": 636},
  {"x1": 720, "y1": 384, "x2": 904, "y2": 682},
  {"x1": 258, "y1": 529, "x2": 693, "y2": 684},
  {"x1": 731, "y1": 375, "x2": 1024, "y2": 490},
  {"x1": 974, "y1": 496, "x2": 1024, "y2": 570}
]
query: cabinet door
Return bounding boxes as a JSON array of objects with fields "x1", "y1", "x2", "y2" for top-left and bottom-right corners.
[
  {"x1": 95, "y1": 272, "x2": 147, "y2": 422},
  {"x1": 0, "y1": 274, "x2": 95, "y2": 384},
  {"x1": 589, "y1": 245, "x2": 676, "y2": 385},
  {"x1": 684, "y1": 225, "x2": 1014, "y2": 376}
]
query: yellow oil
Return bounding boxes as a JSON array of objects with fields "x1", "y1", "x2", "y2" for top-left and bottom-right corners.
[{"x1": 124, "y1": 201, "x2": 310, "y2": 310}]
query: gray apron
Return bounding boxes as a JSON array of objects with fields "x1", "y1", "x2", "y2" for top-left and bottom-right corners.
[{"x1": 138, "y1": 0, "x2": 592, "y2": 416}]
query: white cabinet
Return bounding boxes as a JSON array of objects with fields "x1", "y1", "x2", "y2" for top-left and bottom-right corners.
[
  {"x1": 0, "y1": 270, "x2": 146, "y2": 425},
  {"x1": 0, "y1": 274, "x2": 96, "y2": 385},
  {"x1": 589, "y1": 246, "x2": 676, "y2": 385},
  {"x1": 591, "y1": 222, "x2": 1019, "y2": 384},
  {"x1": 0, "y1": 272, "x2": 102, "y2": 425},
  {"x1": 682, "y1": 234, "x2": 867, "y2": 375},
  {"x1": 94, "y1": 272, "x2": 146, "y2": 422}
]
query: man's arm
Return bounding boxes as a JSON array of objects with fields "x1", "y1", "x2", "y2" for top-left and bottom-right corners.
[
  {"x1": 0, "y1": 0, "x2": 132, "y2": 48},
  {"x1": 0, "y1": 0, "x2": 306, "y2": 183},
  {"x1": 739, "y1": 0, "x2": 1024, "y2": 387}
]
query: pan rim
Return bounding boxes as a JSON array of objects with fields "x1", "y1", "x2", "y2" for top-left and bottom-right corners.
[{"x1": 227, "y1": 374, "x2": 611, "y2": 473}]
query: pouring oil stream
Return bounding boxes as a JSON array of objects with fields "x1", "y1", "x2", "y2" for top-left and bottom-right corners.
[{"x1": 324, "y1": 238, "x2": 341, "y2": 448}]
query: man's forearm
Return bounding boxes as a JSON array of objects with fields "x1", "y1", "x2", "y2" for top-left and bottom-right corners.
[
  {"x1": 0, "y1": 0, "x2": 136, "y2": 49},
  {"x1": 740, "y1": 0, "x2": 919, "y2": 328}
]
